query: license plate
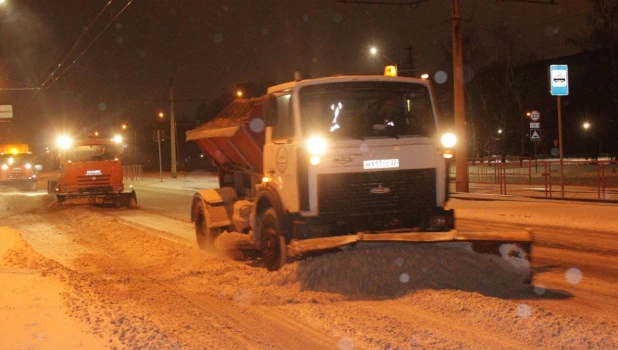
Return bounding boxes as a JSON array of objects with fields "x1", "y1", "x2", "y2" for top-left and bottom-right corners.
[{"x1": 363, "y1": 159, "x2": 399, "y2": 169}]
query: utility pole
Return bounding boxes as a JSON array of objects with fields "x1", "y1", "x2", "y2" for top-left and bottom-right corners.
[
  {"x1": 452, "y1": 0, "x2": 468, "y2": 192},
  {"x1": 169, "y1": 78, "x2": 177, "y2": 178},
  {"x1": 405, "y1": 45, "x2": 415, "y2": 76},
  {"x1": 337, "y1": 0, "x2": 553, "y2": 193}
]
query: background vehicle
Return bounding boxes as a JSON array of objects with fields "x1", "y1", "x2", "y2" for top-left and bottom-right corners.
[
  {"x1": 0, "y1": 144, "x2": 38, "y2": 191},
  {"x1": 187, "y1": 68, "x2": 533, "y2": 282},
  {"x1": 47, "y1": 136, "x2": 137, "y2": 207}
]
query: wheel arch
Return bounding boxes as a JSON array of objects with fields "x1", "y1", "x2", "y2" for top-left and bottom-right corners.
[
  {"x1": 253, "y1": 184, "x2": 290, "y2": 242},
  {"x1": 191, "y1": 187, "x2": 238, "y2": 222}
]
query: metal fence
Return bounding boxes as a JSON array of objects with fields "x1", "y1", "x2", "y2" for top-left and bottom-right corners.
[
  {"x1": 123, "y1": 165, "x2": 143, "y2": 181},
  {"x1": 450, "y1": 158, "x2": 618, "y2": 201}
]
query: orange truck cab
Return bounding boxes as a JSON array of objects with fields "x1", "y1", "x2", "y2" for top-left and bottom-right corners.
[
  {"x1": 0, "y1": 144, "x2": 38, "y2": 191},
  {"x1": 48, "y1": 137, "x2": 136, "y2": 207}
]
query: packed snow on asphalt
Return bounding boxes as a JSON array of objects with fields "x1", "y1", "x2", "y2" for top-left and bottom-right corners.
[{"x1": 1, "y1": 189, "x2": 617, "y2": 349}]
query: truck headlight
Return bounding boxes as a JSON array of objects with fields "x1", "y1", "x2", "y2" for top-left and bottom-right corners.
[
  {"x1": 57, "y1": 135, "x2": 73, "y2": 149},
  {"x1": 306, "y1": 136, "x2": 327, "y2": 166},
  {"x1": 1, "y1": 164, "x2": 7, "y2": 170},
  {"x1": 440, "y1": 133, "x2": 457, "y2": 148},
  {"x1": 306, "y1": 136, "x2": 327, "y2": 156},
  {"x1": 25, "y1": 163, "x2": 32, "y2": 169}
]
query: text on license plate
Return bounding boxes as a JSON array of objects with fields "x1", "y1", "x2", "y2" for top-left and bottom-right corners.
[{"x1": 363, "y1": 159, "x2": 400, "y2": 169}]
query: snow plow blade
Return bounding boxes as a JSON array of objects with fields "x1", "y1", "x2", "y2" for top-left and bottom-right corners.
[
  {"x1": 287, "y1": 229, "x2": 533, "y2": 258},
  {"x1": 56, "y1": 189, "x2": 137, "y2": 208}
]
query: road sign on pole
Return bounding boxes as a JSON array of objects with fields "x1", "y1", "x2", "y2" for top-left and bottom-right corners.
[
  {"x1": 0, "y1": 105, "x2": 13, "y2": 121},
  {"x1": 530, "y1": 110, "x2": 540, "y2": 121},
  {"x1": 530, "y1": 129, "x2": 541, "y2": 141},
  {"x1": 549, "y1": 65, "x2": 569, "y2": 96}
]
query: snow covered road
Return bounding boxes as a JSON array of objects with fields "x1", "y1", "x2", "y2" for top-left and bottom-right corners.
[{"x1": 1, "y1": 189, "x2": 618, "y2": 349}]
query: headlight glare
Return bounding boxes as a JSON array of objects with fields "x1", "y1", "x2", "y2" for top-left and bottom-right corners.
[
  {"x1": 57, "y1": 135, "x2": 73, "y2": 149},
  {"x1": 309, "y1": 155, "x2": 321, "y2": 165},
  {"x1": 306, "y1": 136, "x2": 327, "y2": 156},
  {"x1": 441, "y1": 133, "x2": 457, "y2": 148}
]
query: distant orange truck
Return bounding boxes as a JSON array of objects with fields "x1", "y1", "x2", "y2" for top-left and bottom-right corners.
[
  {"x1": 47, "y1": 137, "x2": 136, "y2": 207},
  {"x1": 0, "y1": 144, "x2": 38, "y2": 191}
]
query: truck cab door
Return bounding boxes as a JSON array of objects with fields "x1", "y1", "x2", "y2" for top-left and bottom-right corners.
[{"x1": 263, "y1": 92, "x2": 301, "y2": 212}]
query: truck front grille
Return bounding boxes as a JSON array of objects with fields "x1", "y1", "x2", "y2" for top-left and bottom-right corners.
[
  {"x1": 317, "y1": 169, "x2": 436, "y2": 233},
  {"x1": 77, "y1": 175, "x2": 112, "y2": 192},
  {"x1": 8, "y1": 168, "x2": 25, "y2": 179}
]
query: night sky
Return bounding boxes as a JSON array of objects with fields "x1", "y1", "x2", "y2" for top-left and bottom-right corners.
[{"x1": 0, "y1": 0, "x2": 588, "y2": 148}]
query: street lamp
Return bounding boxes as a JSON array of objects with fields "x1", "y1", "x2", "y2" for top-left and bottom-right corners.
[
  {"x1": 369, "y1": 47, "x2": 398, "y2": 67},
  {"x1": 583, "y1": 121, "x2": 591, "y2": 159},
  {"x1": 155, "y1": 112, "x2": 164, "y2": 182},
  {"x1": 120, "y1": 123, "x2": 137, "y2": 163}
]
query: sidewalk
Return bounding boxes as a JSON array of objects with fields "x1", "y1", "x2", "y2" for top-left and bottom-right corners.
[
  {"x1": 453, "y1": 182, "x2": 618, "y2": 203},
  {"x1": 124, "y1": 170, "x2": 220, "y2": 192}
]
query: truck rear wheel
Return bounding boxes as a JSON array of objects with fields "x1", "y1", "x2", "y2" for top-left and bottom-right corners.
[
  {"x1": 47, "y1": 180, "x2": 58, "y2": 194},
  {"x1": 194, "y1": 201, "x2": 220, "y2": 250},
  {"x1": 257, "y1": 208, "x2": 287, "y2": 271}
]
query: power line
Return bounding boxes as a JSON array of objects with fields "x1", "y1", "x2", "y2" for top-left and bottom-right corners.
[
  {"x1": 40, "y1": 0, "x2": 135, "y2": 90},
  {"x1": 336, "y1": 0, "x2": 431, "y2": 5},
  {"x1": 37, "y1": 0, "x2": 114, "y2": 89},
  {"x1": 502, "y1": 0, "x2": 557, "y2": 4}
]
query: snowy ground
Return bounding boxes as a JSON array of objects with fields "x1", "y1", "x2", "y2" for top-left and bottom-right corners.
[{"x1": 1, "y1": 181, "x2": 618, "y2": 349}]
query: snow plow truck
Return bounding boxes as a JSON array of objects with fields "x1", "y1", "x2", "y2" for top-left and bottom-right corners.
[
  {"x1": 0, "y1": 143, "x2": 38, "y2": 191},
  {"x1": 47, "y1": 135, "x2": 137, "y2": 207},
  {"x1": 187, "y1": 67, "x2": 533, "y2": 281}
]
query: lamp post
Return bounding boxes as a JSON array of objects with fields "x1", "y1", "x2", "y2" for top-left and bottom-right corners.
[
  {"x1": 369, "y1": 47, "x2": 398, "y2": 69},
  {"x1": 169, "y1": 78, "x2": 177, "y2": 178},
  {"x1": 157, "y1": 112, "x2": 165, "y2": 182},
  {"x1": 120, "y1": 123, "x2": 137, "y2": 164},
  {"x1": 452, "y1": 0, "x2": 468, "y2": 192},
  {"x1": 583, "y1": 121, "x2": 590, "y2": 159}
]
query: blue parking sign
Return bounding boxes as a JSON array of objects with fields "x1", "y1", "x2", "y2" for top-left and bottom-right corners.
[{"x1": 549, "y1": 65, "x2": 568, "y2": 96}]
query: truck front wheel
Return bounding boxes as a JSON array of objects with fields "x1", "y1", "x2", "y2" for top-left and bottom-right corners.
[{"x1": 257, "y1": 208, "x2": 287, "y2": 271}]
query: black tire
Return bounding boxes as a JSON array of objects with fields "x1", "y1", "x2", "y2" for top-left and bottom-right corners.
[
  {"x1": 126, "y1": 192, "x2": 138, "y2": 208},
  {"x1": 257, "y1": 208, "x2": 287, "y2": 271},
  {"x1": 47, "y1": 180, "x2": 57, "y2": 194},
  {"x1": 194, "y1": 201, "x2": 220, "y2": 250}
]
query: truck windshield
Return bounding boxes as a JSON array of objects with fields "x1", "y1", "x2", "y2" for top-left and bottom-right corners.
[
  {"x1": 65, "y1": 144, "x2": 120, "y2": 162},
  {"x1": 0, "y1": 153, "x2": 35, "y2": 166},
  {"x1": 299, "y1": 81, "x2": 436, "y2": 139}
]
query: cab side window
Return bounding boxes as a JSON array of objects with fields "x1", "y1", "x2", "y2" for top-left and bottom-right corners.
[{"x1": 272, "y1": 94, "x2": 294, "y2": 141}]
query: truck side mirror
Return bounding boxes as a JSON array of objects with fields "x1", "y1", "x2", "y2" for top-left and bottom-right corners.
[{"x1": 263, "y1": 94, "x2": 278, "y2": 127}]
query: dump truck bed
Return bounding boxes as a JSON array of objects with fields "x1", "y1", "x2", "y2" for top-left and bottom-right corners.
[{"x1": 186, "y1": 98, "x2": 264, "y2": 174}]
